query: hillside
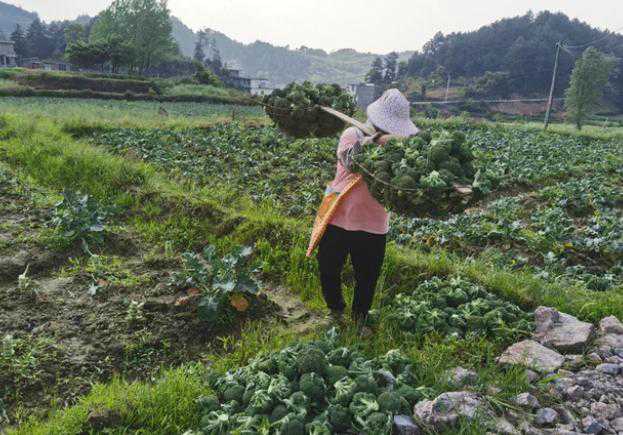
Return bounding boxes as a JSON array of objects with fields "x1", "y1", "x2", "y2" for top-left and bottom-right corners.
[
  {"x1": 172, "y1": 18, "x2": 411, "y2": 86},
  {"x1": 0, "y1": 1, "x2": 37, "y2": 36},
  {"x1": 407, "y1": 11, "x2": 623, "y2": 109}
]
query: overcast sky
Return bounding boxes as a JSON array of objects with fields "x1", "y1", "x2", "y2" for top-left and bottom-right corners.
[{"x1": 4, "y1": 0, "x2": 622, "y2": 53}]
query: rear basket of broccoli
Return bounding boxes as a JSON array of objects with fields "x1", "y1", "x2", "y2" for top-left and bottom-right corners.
[{"x1": 264, "y1": 81, "x2": 357, "y2": 138}]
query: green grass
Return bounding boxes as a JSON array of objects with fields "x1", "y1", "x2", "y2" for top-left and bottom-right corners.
[
  {"x1": 0, "y1": 97, "x2": 266, "y2": 130},
  {"x1": 162, "y1": 83, "x2": 249, "y2": 100}
]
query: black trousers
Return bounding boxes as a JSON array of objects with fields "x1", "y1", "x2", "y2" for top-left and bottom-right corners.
[{"x1": 317, "y1": 224, "x2": 387, "y2": 320}]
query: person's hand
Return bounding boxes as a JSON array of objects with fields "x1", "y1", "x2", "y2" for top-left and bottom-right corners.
[
  {"x1": 361, "y1": 132, "x2": 381, "y2": 146},
  {"x1": 376, "y1": 134, "x2": 402, "y2": 145}
]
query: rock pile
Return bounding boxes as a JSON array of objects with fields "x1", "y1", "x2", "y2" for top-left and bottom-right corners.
[{"x1": 409, "y1": 308, "x2": 623, "y2": 434}]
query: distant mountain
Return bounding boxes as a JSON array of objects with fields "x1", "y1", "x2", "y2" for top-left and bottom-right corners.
[
  {"x1": 171, "y1": 18, "x2": 411, "y2": 87},
  {"x1": 0, "y1": 1, "x2": 37, "y2": 36},
  {"x1": 0, "y1": 0, "x2": 406, "y2": 87}
]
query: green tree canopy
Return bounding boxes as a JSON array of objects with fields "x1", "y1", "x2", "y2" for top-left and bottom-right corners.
[
  {"x1": 564, "y1": 47, "x2": 615, "y2": 129},
  {"x1": 90, "y1": 0, "x2": 178, "y2": 74}
]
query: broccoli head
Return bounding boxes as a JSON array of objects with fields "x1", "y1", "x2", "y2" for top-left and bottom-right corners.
[
  {"x1": 299, "y1": 372, "x2": 327, "y2": 403},
  {"x1": 271, "y1": 404, "x2": 289, "y2": 422},
  {"x1": 222, "y1": 383, "x2": 245, "y2": 403},
  {"x1": 359, "y1": 411, "x2": 392, "y2": 434},
  {"x1": 354, "y1": 374, "x2": 379, "y2": 395},
  {"x1": 394, "y1": 384, "x2": 432, "y2": 405},
  {"x1": 267, "y1": 375, "x2": 292, "y2": 400},
  {"x1": 196, "y1": 394, "x2": 219, "y2": 414},
  {"x1": 349, "y1": 392, "x2": 380, "y2": 419},
  {"x1": 200, "y1": 410, "x2": 231, "y2": 433},
  {"x1": 327, "y1": 347, "x2": 353, "y2": 367},
  {"x1": 334, "y1": 376, "x2": 357, "y2": 405},
  {"x1": 284, "y1": 391, "x2": 310, "y2": 414},
  {"x1": 325, "y1": 364, "x2": 349, "y2": 386},
  {"x1": 377, "y1": 391, "x2": 410, "y2": 414},
  {"x1": 278, "y1": 414, "x2": 306, "y2": 435},
  {"x1": 297, "y1": 346, "x2": 328, "y2": 375},
  {"x1": 327, "y1": 404, "x2": 352, "y2": 431},
  {"x1": 248, "y1": 389, "x2": 273, "y2": 414}
]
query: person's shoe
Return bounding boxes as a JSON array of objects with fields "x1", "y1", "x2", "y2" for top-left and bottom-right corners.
[{"x1": 327, "y1": 309, "x2": 345, "y2": 327}]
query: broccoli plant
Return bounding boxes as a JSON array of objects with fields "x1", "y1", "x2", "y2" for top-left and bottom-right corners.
[
  {"x1": 49, "y1": 190, "x2": 109, "y2": 252},
  {"x1": 173, "y1": 245, "x2": 263, "y2": 326}
]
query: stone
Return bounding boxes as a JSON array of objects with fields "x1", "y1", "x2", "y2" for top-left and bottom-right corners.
[
  {"x1": 413, "y1": 391, "x2": 493, "y2": 428},
  {"x1": 533, "y1": 307, "x2": 594, "y2": 352},
  {"x1": 564, "y1": 354, "x2": 584, "y2": 370},
  {"x1": 596, "y1": 363, "x2": 621, "y2": 375},
  {"x1": 599, "y1": 316, "x2": 623, "y2": 335},
  {"x1": 494, "y1": 417, "x2": 520, "y2": 435},
  {"x1": 596, "y1": 334, "x2": 623, "y2": 351},
  {"x1": 590, "y1": 402, "x2": 620, "y2": 420},
  {"x1": 566, "y1": 385, "x2": 584, "y2": 400},
  {"x1": 525, "y1": 369, "x2": 540, "y2": 383},
  {"x1": 535, "y1": 408, "x2": 559, "y2": 427},
  {"x1": 498, "y1": 340, "x2": 564, "y2": 373},
  {"x1": 611, "y1": 417, "x2": 623, "y2": 432},
  {"x1": 513, "y1": 392, "x2": 540, "y2": 409},
  {"x1": 445, "y1": 367, "x2": 478, "y2": 387},
  {"x1": 393, "y1": 415, "x2": 421, "y2": 435},
  {"x1": 588, "y1": 352, "x2": 603, "y2": 364},
  {"x1": 582, "y1": 415, "x2": 604, "y2": 434}
]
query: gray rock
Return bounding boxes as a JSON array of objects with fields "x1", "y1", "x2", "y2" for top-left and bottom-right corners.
[
  {"x1": 513, "y1": 392, "x2": 540, "y2": 409},
  {"x1": 525, "y1": 369, "x2": 540, "y2": 383},
  {"x1": 393, "y1": 415, "x2": 421, "y2": 435},
  {"x1": 590, "y1": 401, "x2": 620, "y2": 420},
  {"x1": 413, "y1": 391, "x2": 493, "y2": 428},
  {"x1": 596, "y1": 363, "x2": 621, "y2": 375},
  {"x1": 533, "y1": 307, "x2": 594, "y2": 352},
  {"x1": 588, "y1": 352, "x2": 603, "y2": 364},
  {"x1": 445, "y1": 366, "x2": 478, "y2": 387},
  {"x1": 564, "y1": 354, "x2": 584, "y2": 370},
  {"x1": 611, "y1": 417, "x2": 623, "y2": 432},
  {"x1": 566, "y1": 385, "x2": 584, "y2": 400},
  {"x1": 582, "y1": 415, "x2": 604, "y2": 434},
  {"x1": 535, "y1": 408, "x2": 559, "y2": 427},
  {"x1": 599, "y1": 316, "x2": 623, "y2": 335},
  {"x1": 596, "y1": 334, "x2": 623, "y2": 352},
  {"x1": 498, "y1": 340, "x2": 565, "y2": 373},
  {"x1": 494, "y1": 417, "x2": 520, "y2": 435}
]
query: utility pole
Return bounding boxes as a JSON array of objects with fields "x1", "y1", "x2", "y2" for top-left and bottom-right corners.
[
  {"x1": 544, "y1": 42, "x2": 561, "y2": 130},
  {"x1": 444, "y1": 75, "x2": 451, "y2": 102}
]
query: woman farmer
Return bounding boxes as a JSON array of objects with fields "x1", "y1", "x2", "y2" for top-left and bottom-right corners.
[{"x1": 316, "y1": 89, "x2": 419, "y2": 331}]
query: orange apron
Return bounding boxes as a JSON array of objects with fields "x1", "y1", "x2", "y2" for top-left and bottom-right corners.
[{"x1": 306, "y1": 174, "x2": 363, "y2": 257}]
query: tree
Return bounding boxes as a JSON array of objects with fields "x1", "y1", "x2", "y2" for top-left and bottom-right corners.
[
  {"x1": 193, "y1": 30, "x2": 206, "y2": 63},
  {"x1": 564, "y1": 47, "x2": 615, "y2": 129},
  {"x1": 90, "y1": 0, "x2": 178, "y2": 74},
  {"x1": 366, "y1": 56, "x2": 384, "y2": 85},
  {"x1": 10, "y1": 24, "x2": 28, "y2": 59},
  {"x1": 384, "y1": 52, "x2": 399, "y2": 84},
  {"x1": 65, "y1": 40, "x2": 108, "y2": 69},
  {"x1": 397, "y1": 61, "x2": 409, "y2": 80},
  {"x1": 26, "y1": 18, "x2": 53, "y2": 59}
]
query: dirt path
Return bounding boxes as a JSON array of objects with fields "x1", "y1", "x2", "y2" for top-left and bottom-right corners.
[{"x1": 263, "y1": 286, "x2": 328, "y2": 334}]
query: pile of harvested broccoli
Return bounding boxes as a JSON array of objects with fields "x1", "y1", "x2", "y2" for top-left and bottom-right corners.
[
  {"x1": 195, "y1": 332, "x2": 433, "y2": 434},
  {"x1": 352, "y1": 130, "x2": 483, "y2": 216},
  {"x1": 264, "y1": 81, "x2": 357, "y2": 138}
]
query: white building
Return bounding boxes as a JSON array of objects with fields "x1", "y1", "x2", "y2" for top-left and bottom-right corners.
[
  {"x1": 0, "y1": 40, "x2": 17, "y2": 68},
  {"x1": 250, "y1": 78, "x2": 273, "y2": 96},
  {"x1": 348, "y1": 83, "x2": 380, "y2": 109}
]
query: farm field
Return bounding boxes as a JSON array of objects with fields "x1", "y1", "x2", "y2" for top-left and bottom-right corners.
[{"x1": 1, "y1": 99, "x2": 623, "y2": 434}]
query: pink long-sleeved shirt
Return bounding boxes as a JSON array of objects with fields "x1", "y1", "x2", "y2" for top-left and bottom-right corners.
[{"x1": 328, "y1": 127, "x2": 389, "y2": 235}]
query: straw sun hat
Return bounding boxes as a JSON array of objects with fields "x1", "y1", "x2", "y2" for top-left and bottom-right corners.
[{"x1": 366, "y1": 88, "x2": 419, "y2": 137}]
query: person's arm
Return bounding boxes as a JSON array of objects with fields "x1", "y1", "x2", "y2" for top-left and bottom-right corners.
[{"x1": 338, "y1": 131, "x2": 381, "y2": 172}]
